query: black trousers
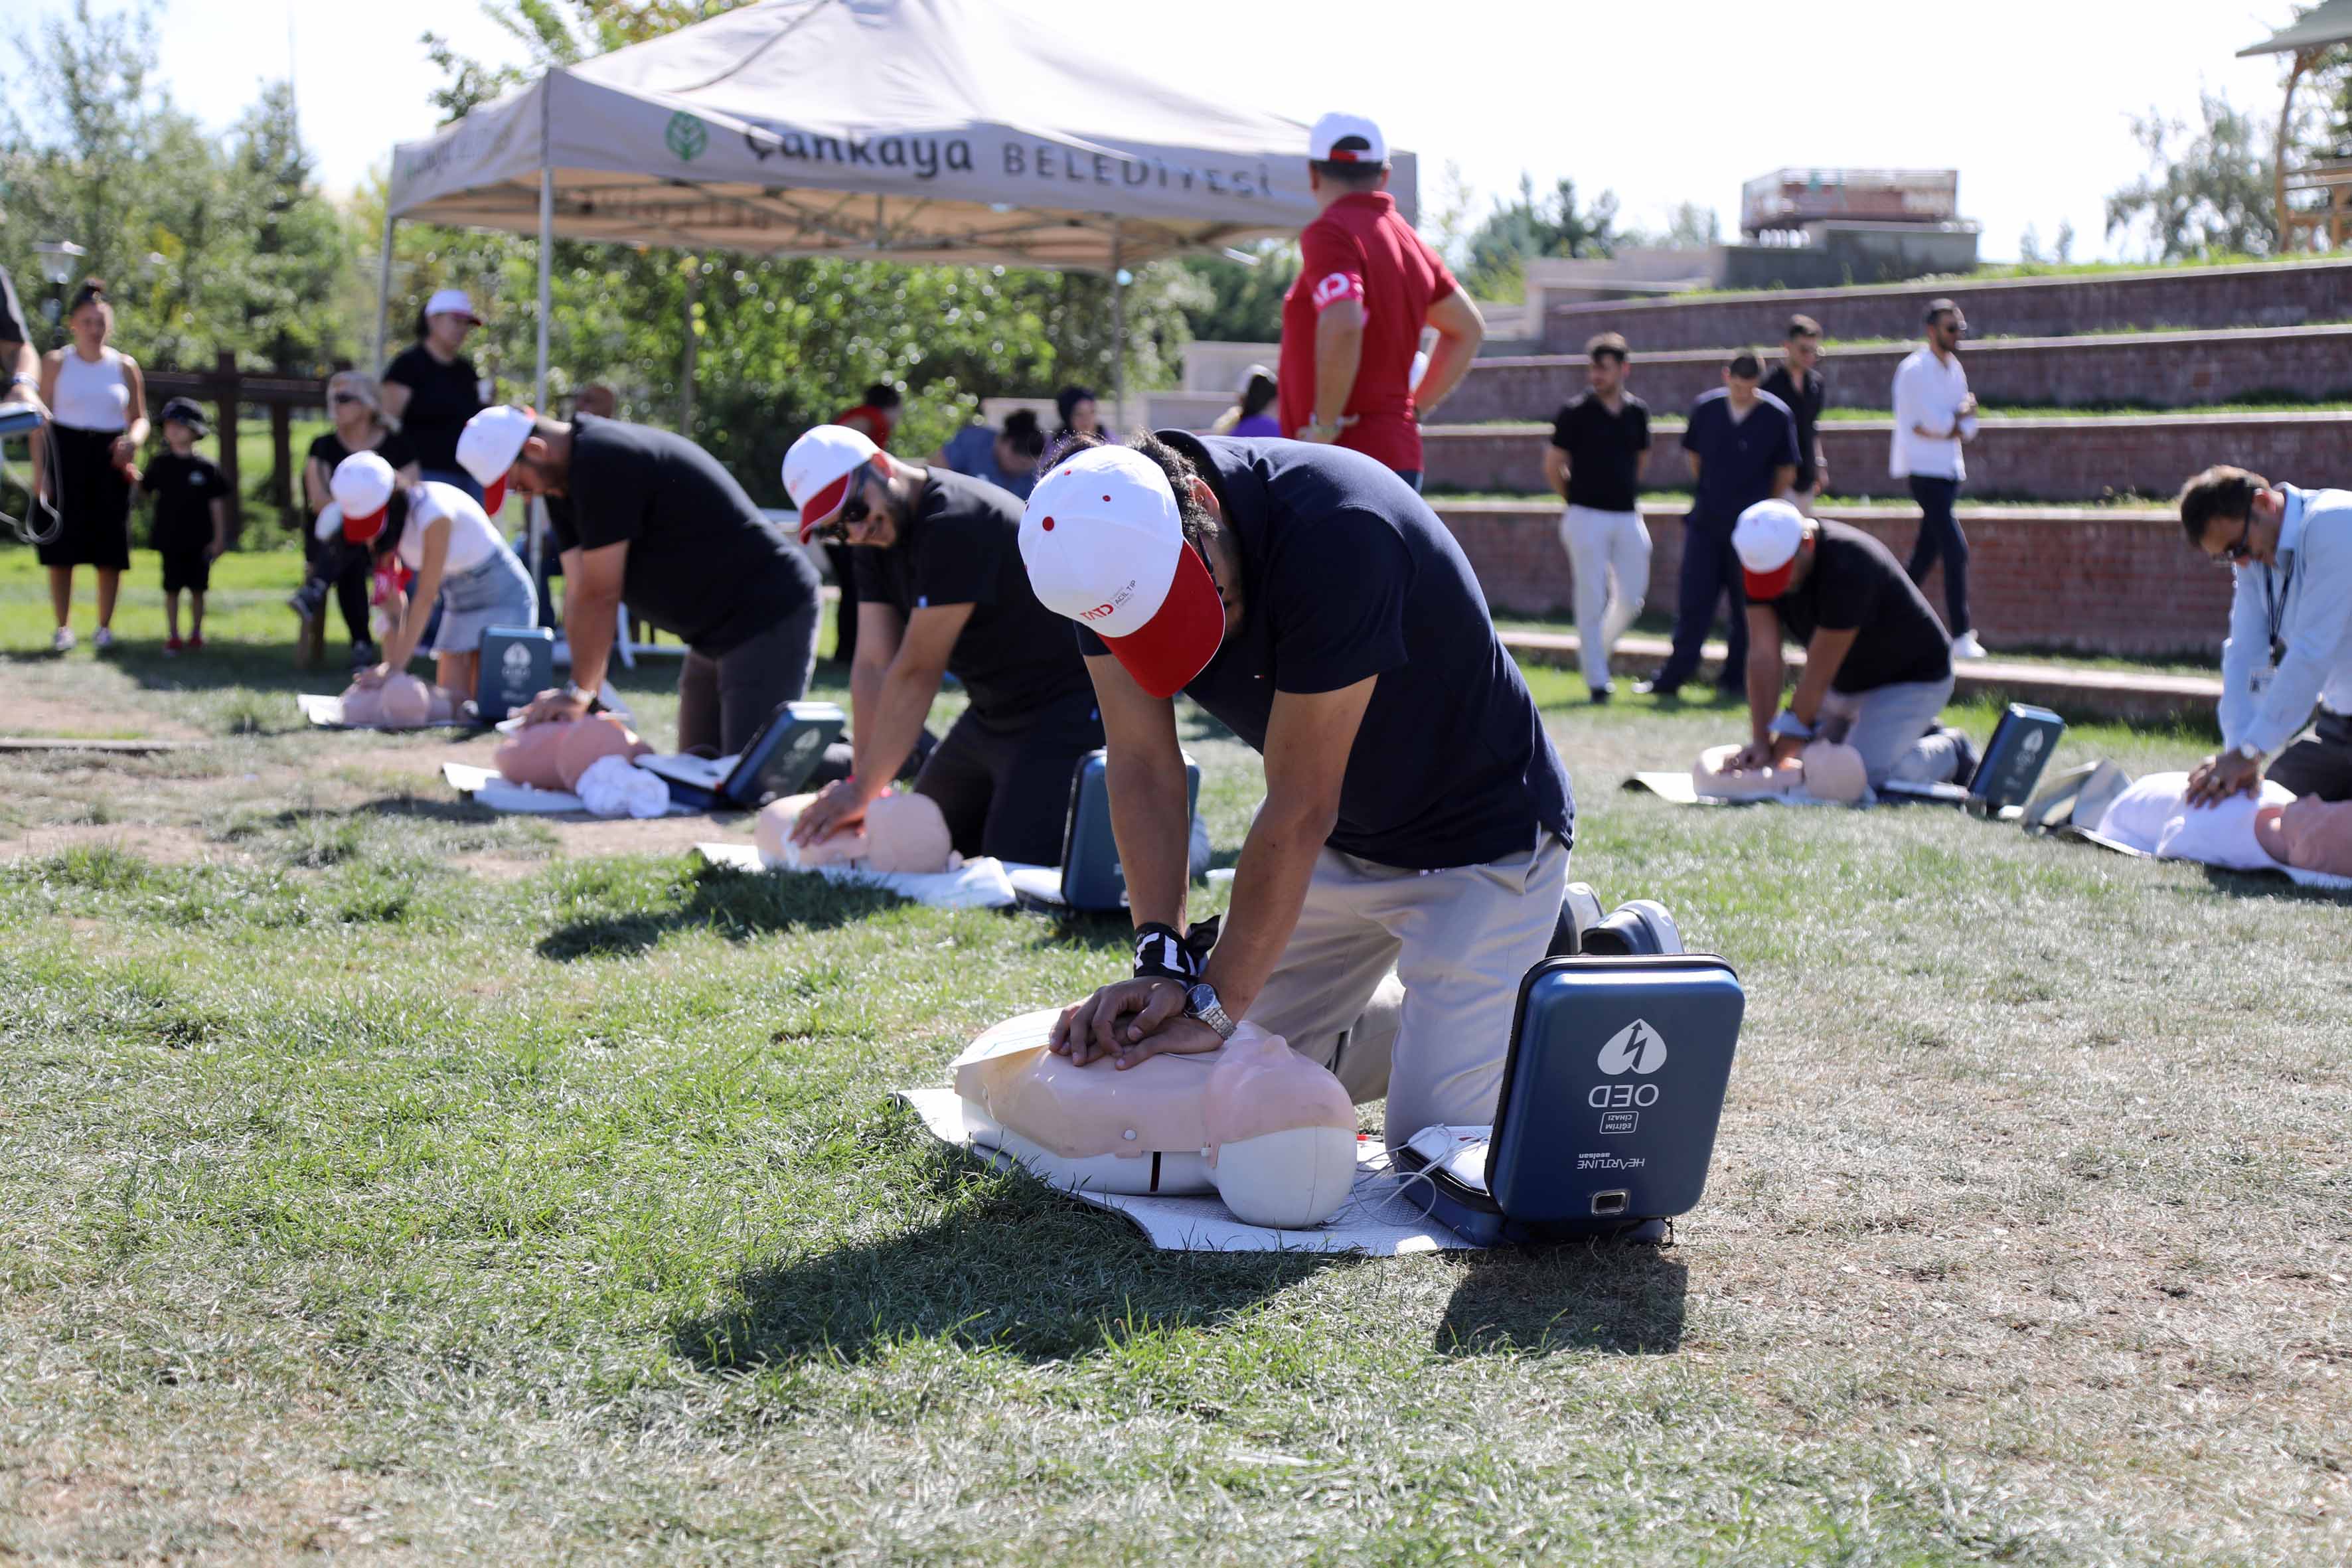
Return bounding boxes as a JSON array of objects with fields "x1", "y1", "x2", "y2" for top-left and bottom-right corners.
[
  {"x1": 1905, "y1": 475, "x2": 1970, "y2": 635},
  {"x1": 2269, "y1": 710, "x2": 2352, "y2": 801},
  {"x1": 1653, "y1": 515, "x2": 1747, "y2": 692},
  {"x1": 912, "y1": 688, "x2": 1105, "y2": 866}
]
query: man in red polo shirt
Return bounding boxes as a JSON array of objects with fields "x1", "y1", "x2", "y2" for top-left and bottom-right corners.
[{"x1": 1277, "y1": 112, "x2": 1484, "y2": 489}]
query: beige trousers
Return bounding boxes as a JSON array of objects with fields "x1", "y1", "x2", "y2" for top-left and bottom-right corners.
[{"x1": 1246, "y1": 833, "x2": 1570, "y2": 1148}]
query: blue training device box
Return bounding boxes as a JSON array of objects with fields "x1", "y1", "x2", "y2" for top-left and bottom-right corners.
[
  {"x1": 1399, "y1": 954, "x2": 1743, "y2": 1244},
  {"x1": 1058, "y1": 748, "x2": 1201, "y2": 913},
  {"x1": 0, "y1": 406, "x2": 46, "y2": 439},
  {"x1": 637, "y1": 701, "x2": 848, "y2": 811},
  {"x1": 477, "y1": 625, "x2": 554, "y2": 723},
  {"x1": 1968, "y1": 702, "x2": 2066, "y2": 815}
]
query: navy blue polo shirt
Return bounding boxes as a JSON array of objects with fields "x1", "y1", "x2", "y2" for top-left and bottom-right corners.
[
  {"x1": 1682, "y1": 388, "x2": 1798, "y2": 526},
  {"x1": 1079, "y1": 433, "x2": 1574, "y2": 869}
]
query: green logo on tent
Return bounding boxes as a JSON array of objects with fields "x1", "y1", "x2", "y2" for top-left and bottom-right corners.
[{"x1": 666, "y1": 112, "x2": 708, "y2": 163}]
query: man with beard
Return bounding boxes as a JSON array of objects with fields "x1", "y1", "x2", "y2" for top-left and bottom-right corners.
[{"x1": 779, "y1": 424, "x2": 1103, "y2": 864}]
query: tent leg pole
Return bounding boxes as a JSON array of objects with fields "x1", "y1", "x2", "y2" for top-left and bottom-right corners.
[
  {"x1": 1110, "y1": 222, "x2": 1127, "y2": 433},
  {"x1": 372, "y1": 213, "x2": 395, "y2": 371},
  {"x1": 680, "y1": 259, "x2": 700, "y2": 435},
  {"x1": 531, "y1": 158, "x2": 553, "y2": 613}
]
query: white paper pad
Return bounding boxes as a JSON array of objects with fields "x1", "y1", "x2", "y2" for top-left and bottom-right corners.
[
  {"x1": 1002, "y1": 862, "x2": 1065, "y2": 904},
  {"x1": 298, "y1": 693, "x2": 473, "y2": 731},
  {"x1": 693, "y1": 842, "x2": 1019, "y2": 907},
  {"x1": 442, "y1": 761, "x2": 588, "y2": 813},
  {"x1": 900, "y1": 1088, "x2": 1476, "y2": 1255}
]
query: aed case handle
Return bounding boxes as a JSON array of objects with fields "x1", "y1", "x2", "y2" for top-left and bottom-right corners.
[{"x1": 1488, "y1": 951, "x2": 1743, "y2": 1175}]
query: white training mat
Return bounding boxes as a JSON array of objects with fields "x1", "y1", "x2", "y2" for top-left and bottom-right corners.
[
  {"x1": 901, "y1": 1087, "x2": 1476, "y2": 1255},
  {"x1": 298, "y1": 693, "x2": 473, "y2": 731},
  {"x1": 443, "y1": 761, "x2": 588, "y2": 814},
  {"x1": 1622, "y1": 772, "x2": 1850, "y2": 807},
  {"x1": 2062, "y1": 824, "x2": 2352, "y2": 892},
  {"x1": 694, "y1": 842, "x2": 1019, "y2": 908}
]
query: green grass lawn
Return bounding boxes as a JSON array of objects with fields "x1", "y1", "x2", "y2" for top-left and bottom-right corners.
[{"x1": 2, "y1": 545, "x2": 2347, "y2": 1563}]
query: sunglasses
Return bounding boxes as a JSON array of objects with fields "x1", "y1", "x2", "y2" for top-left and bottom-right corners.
[
  {"x1": 331, "y1": 392, "x2": 364, "y2": 406},
  {"x1": 2211, "y1": 514, "x2": 2255, "y2": 567},
  {"x1": 811, "y1": 464, "x2": 880, "y2": 543}
]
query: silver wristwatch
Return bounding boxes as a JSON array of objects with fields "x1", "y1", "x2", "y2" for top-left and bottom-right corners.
[
  {"x1": 2236, "y1": 740, "x2": 2263, "y2": 763},
  {"x1": 1184, "y1": 981, "x2": 1237, "y2": 1041}
]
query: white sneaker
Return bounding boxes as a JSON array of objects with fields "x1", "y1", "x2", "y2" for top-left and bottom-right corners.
[
  {"x1": 1950, "y1": 631, "x2": 1988, "y2": 660},
  {"x1": 51, "y1": 627, "x2": 75, "y2": 653},
  {"x1": 92, "y1": 627, "x2": 116, "y2": 652}
]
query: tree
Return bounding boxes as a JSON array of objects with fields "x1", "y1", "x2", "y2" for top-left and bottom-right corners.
[
  {"x1": 1458, "y1": 175, "x2": 1619, "y2": 302},
  {"x1": 2105, "y1": 91, "x2": 2278, "y2": 261},
  {"x1": 1622, "y1": 200, "x2": 1721, "y2": 251},
  {"x1": 1179, "y1": 242, "x2": 1298, "y2": 344}
]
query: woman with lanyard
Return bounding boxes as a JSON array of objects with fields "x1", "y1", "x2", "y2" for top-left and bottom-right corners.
[
  {"x1": 328, "y1": 450, "x2": 533, "y2": 703},
  {"x1": 293, "y1": 370, "x2": 420, "y2": 665},
  {"x1": 382, "y1": 289, "x2": 489, "y2": 500},
  {"x1": 35, "y1": 277, "x2": 147, "y2": 653}
]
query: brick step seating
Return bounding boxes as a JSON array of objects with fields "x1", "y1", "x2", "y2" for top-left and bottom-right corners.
[
  {"x1": 1433, "y1": 499, "x2": 2228, "y2": 659},
  {"x1": 1498, "y1": 626, "x2": 2219, "y2": 726},
  {"x1": 1541, "y1": 257, "x2": 2352, "y2": 354},
  {"x1": 1445, "y1": 324, "x2": 2352, "y2": 424},
  {"x1": 1421, "y1": 410, "x2": 2352, "y2": 505}
]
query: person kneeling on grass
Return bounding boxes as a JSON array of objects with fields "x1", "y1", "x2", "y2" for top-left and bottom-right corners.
[
  {"x1": 141, "y1": 397, "x2": 230, "y2": 655},
  {"x1": 1727, "y1": 498, "x2": 1968, "y2": 791},
  {"x1": 329, "y1": 451, "x2": 534, "y2": 703}
]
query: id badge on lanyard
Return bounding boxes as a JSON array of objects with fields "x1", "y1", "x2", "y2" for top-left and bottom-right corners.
[{"x1": 2252, "y1": 556, "x2": 2295, "y2": 696}]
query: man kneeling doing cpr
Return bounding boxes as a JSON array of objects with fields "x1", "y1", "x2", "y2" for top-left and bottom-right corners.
[{"x1": 1019, "y1": 432, "x2": 1574, "y2": 1148}]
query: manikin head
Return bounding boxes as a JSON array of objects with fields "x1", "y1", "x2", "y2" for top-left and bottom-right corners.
[
  {"x1": 1304, "y1": 111, "x2": 1391, "y2": 214},
  {"x1": 2179, "y1": 465, "x2": 2287, "y2": 570},
  {"x1": 1585, "y1": 333, "x2": 1629, "y2": 399}
]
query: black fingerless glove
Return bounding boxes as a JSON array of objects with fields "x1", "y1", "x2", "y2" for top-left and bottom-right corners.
[{"x1": 1132, "y1": 915, "x2": 1221, "y2": 982}]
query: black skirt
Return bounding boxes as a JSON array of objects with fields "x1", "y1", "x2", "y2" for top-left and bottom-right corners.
[{"x1": 39, "y1": 424, "x2": 133, "y2": 570}]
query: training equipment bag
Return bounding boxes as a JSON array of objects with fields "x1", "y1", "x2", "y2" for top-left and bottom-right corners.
[
  {"x1": 1057, "y1": 749, "x2": 1202, "y2": 913},
  {"x1": 1968, "y1": 703, "x2": 2067, "y2": 815},
  {"x1": 639, "y1": 701, "x2": 848, "y2": 811},
  {"x1": 477, "y1": 625, "x2": 554, "y2": 723}
]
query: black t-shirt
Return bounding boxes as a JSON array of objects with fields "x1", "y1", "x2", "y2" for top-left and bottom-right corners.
[
  {"x1": 1682, "y1": 389, "x2": 1798, "y2": 526},
  {"x1": 0, "y1": 265, "x2": 28, "y2": 351},
  {"x1": 544, "y1": 415, "x2": 819, "y2": 655},
  {"x1": 140, "y1": 452, "x2": 227, "y2": 552},
  {"x1": 1757, "y1": 520, "x2": 1951, "y2": 694},
  {"x1": 382, "y1": 344, "x2": 485, "y2": 473},
  {"x1": 1548, "y1": 391, "x2": 1650, "y2": 512},
  {"x1": 1759, "y1": 364, "x2": 1826, "y2": 489},
  {"x1": 1081, "y1": 434, "x2": 1574, "y2": 870},
  {"x1": 850, "y1": 467, "x2": 1091, "y2": 721},
  {"x1": 306, "y1": 428, "x2": 420, "y2": 489}
]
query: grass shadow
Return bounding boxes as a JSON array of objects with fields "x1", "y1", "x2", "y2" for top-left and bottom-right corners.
[
  {"x1": 1433, "y1": 1243, "x2": 1689, "y2": 1358},
  {"x1": 536, "y1": 860, "x2": 907, "y2": 961},
  {"x1": 2198, "y1": 864, "x2": 2352, "y2": 904}
]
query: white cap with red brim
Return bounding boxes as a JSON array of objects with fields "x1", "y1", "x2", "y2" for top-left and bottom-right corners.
[
  {"x1": 457, "y1": 404, "x2": 536, "y2": 515},
  {"x1": 1020, "y1": 445, "x2": 1224, "y2": 700},
  {"x1": 1734, "y1": 497, "x2": 1810, "y2": 599},
  {"x1": 781, "y1": 424, "x2": 881, "y2": 542},
  {"x1": 329, "y1": 451, "x2": 397, "y2": 544},
  {"x1": 1308, "y1": 112, "x2": 1388, "y2": 165}
]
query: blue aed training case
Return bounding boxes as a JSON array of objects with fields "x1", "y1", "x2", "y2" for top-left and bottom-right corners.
[
  {"x1": 1405, "y1": 954, "x2": 1743, "y2": 1243},
  {"x1": 1058, "y1": 748, "x2": 1201, "y2": 913},
  {"x1": 477, "y1": 625, "x2": 554, "y2": 723},
  {"x1": 1968, "y1": 703, "x2": 2066, "y2": 815}
]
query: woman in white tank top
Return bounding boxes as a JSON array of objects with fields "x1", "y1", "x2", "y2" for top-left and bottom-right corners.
[{"x1": 35, "y1": 278, "x2": 148, "y2": 653}]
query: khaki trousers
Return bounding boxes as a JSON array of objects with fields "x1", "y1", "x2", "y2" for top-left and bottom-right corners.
[{"x1": 1246, "y1": 834, "x2": 1570, "y2": 1149}]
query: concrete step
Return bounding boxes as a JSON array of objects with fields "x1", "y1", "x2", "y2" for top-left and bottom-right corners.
[
  {"x1": 1419, "y1": 409, "x2": 2352, "y2": 505},
  {"x1": 1433, "y1": 499, "x2": 2228, "y2": 661},
  {"x1": 1445, "y1": 324, "x2": 2352, "y2": 424},
  {"x1": 1540, "y1": 256, "x2": 2352, "y2": 353},
  {"x1": 1501, "y1": 627, "x2": 2219, "y2": 725}
]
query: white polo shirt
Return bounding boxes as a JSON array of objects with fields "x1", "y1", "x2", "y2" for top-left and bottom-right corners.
[{"x1": 1889, "y1": 346, "x2": 1972, "y2": 482}]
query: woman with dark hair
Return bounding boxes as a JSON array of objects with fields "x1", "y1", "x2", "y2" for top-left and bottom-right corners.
[
  {"x1": 1052, "y1": 384, "x2": 1099, "y2": 451},
  {"x1": 35, "y1": 278, "x2": 147, "y2": 653},
  {"x1": 1211, "y1": 364, "x2": 1280, "y2": 437},
  {"x1": 328, "y1": 450, "x2": 533, "y2": 701},
  {"x1": 382, "y1": 287, "x2": 488, "y2": 502}
]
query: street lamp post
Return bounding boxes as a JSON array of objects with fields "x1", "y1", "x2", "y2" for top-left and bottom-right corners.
[{"x1": 31, "y1": 240, "x2": 86, "y2": 326}]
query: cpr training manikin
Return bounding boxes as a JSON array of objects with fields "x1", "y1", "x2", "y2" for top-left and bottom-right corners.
[
  {"x1": 1690, "y1": 740, "x2": 1870, "y2": 805},
  {"x1": 951, "y1": 1008, "x2": 1362, "y2": 1229},
  {"x1": 753, "y1": 791, "x2": 959, "y2": 875}
]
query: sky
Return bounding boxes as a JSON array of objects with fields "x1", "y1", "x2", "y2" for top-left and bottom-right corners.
[{"x1": 34, "y1": 0, "x2": 2310, "y2": 265}]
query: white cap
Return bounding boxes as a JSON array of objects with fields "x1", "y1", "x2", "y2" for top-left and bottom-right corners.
[
  {"x1": 424, "y1": 287, "x2": 481, "y2": 324},
  {"x1": 781, "y1": 424, "x2": 882, "y2": 542},
  {"x1": 1733, "y1": 498, "x2": 1809, "y2": 598},
  {"x1": 1019, "y1": 445, "x2": 1223, "y2": 700},
  {"x1": 1308, "y1": 112, "x2": 1388, "y2": 166},
  {"x1": 458, "y1": 404, "x2": 536, "y2": 514},
  {"x1": 329, "y1": 451, "x2": 396, "y2": 544}
]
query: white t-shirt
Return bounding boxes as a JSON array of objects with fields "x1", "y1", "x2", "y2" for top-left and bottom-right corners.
[
  {"x1": 1888, "y1": 347, "x2": 1972, "y2": 482},
  {"x1": 398, "y1": 480, "x2": 509, "y2": 576}
]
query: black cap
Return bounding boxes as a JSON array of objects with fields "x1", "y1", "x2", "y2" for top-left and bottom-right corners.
[{"x1": 160, "y1": 396, "x2": 209, "y2": 435}]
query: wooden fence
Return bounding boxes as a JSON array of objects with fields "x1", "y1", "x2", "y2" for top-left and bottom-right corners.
[{"x1": 145, "y1": 351, "x2": 328, "y2": 538}]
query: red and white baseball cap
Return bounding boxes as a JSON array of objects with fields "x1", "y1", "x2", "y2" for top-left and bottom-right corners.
[
  {"x1": 1020, "y1": 445, "x2": 1223, "y2": 700},
  {"x1": 781, "y1": 424, "x2": 882, "y2": 542},
  {"x1": 1309, "y1": 112, "x2": 1388, "y2": 166},
  {"x1": 425, "y1": 287, "x2": 483, "y2": 325},
  {"x1": 1733, "y1": 498, "x2": 1810, "y2": 599},
  {"x1": 330, "y1": 451, "x2": 397, "y2": 544},
  {"x1": 457, "y1": 404, "x2": 536, "y2": 515}
]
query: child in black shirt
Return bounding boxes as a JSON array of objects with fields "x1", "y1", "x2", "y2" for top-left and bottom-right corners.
[{"x1": 141, "y1": 398, "x2": 229, "y2": 653}]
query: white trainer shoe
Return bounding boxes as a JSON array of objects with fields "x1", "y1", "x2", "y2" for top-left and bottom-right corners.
[
  {"x1": 51, "y1": 627, "x2": 75, "y2": 653},
  {"x1": 92, "y1": 626, "x2": 116, "y2": 652},
  {"x1": 1950, "y1": 630, "x2": 1988, "y2": 660}
]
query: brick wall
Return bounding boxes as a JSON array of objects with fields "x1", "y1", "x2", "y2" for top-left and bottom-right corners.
[
  {"x1": 1541, "y1": 258, "x2": 2352, "y2": 353},
  {"x1": 1435, "y1": 502, "x2": 2234, "y2": 657},
  {"x1": 1445, "y1": 326, "x2": 2352, "y2": 425},
  {"x1": 1421, "y1": 412, "x2": 2352, "y2": 503}
]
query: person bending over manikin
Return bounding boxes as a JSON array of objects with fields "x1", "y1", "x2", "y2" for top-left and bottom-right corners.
[{"x1": 754, "y1": 789, "x2": 957, "y2": 874}]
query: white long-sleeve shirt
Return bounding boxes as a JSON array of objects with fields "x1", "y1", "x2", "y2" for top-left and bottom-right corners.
[
  {"x1": 2218, "y1": 485, "x2": 2352, "y2": 757},
  {"x1": 1888, "y1": 346, "x2": 1970, "y2": 481}
]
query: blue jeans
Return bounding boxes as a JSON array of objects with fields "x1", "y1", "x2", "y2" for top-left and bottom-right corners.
[
  {"x1": 1652, "y1": 516, "x2": 1746, "y2": 692},
  {"x1": 1905, "y1": 476, "x2": 1970, "y2": 635}
]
